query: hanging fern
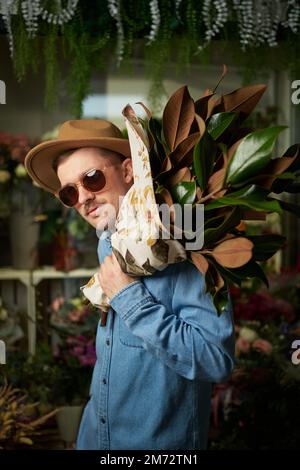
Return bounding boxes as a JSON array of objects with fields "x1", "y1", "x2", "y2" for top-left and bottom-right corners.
[
  {"x1": 43, "y1": 25, "x2": 59, "y2": 109},
  {"x1": 2, "y1": 0, "x2": 300, "y2": 116}
]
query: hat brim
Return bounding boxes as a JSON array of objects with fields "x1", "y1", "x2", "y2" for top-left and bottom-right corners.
[{"x1": 25, "y1": 137, "x2": 131, "y2": 193}]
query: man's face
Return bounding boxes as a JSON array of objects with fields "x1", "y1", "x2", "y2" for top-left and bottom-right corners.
[{"x1": 57, "y1": 147, "x2": 133, "y2": 230}]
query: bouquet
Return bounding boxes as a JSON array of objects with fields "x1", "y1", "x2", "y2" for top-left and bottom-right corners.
[{"x1": 83, "y1": 66, "x2": 300, "y2": 315}]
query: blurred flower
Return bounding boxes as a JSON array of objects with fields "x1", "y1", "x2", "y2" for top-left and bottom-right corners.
[
  {"x1": 0, "y1": 170, "x2": 11, "y2": 183},
  {"x1": 236, "y1": 337, "x2": 251, "y2": 354},
  {"x1": 15, "y1": 163, "x2": 27, "y2": 178},
  {"x1": 50, "y1": 296, "x2": 65, "y2": 313},
  {"x1": 0, "y1": 302, "x2": 8, "y2": 322},
  {"x1": 239, "y1": 327, "x2": 258, "y2": 342},
  {"x1": 252, "y1": 338, "x2": 273, "y2": 355}
]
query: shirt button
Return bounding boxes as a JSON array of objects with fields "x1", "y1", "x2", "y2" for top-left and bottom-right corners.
[
  {"x1": 103, "y1": 378, "x2": 107, "y2": 385},
  {"x1": 106, "y1": 339, "x2": 110, "y2": 346},
  {"x1": 101, "y1": 417, "x2": 106, "y2": 424}
]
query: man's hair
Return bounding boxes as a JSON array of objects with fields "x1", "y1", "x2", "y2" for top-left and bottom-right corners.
[{"x1": 52, "y1": 147, "x2": 127, "y2": 173}]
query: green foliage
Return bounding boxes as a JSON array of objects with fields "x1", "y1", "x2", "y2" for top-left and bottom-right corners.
[
  {"x1": 226, "y1": 126, "x2": 287, "y2": 185},
  {"x1": 193, "y1": 132, "x2": 216, "y2": 191},
  {"x1": 129, "y1": 75, "x2": 300, "y2": 314},
  {"x1": 6, "y1": 1, "x2": 300, "y2": 116}
]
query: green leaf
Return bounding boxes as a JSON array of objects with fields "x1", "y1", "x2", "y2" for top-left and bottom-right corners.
[
  {"x1": 229, "y1": 259, "x2": 269, "y2": 288},
  {"x1": 208, "y1": 257, "x2": 268, "y2": 288},
  {"x1": 226, "y1": 126, "x2": 287, "y2": 185},
  {"x1": 148, "y1": 118, "x2": 165, "y2": 162},
  {"x1": 170, "y1": 181, "x2": 196, "y2": 205},
  {"x1": 213, "y1": 287, "x2": 230, "y2": 316},
  {"x1": 205, "y1": 185, "x2": 283, "y2": 214},
  {"x1": 204, "y1": 207, "x2": 242, "y2": 245},
  {"x1": 207, "y1": 112, "x2": 236, "y2": 140},
  {"x1": 248, "y1": 234, "x2": 286, "y2": 261},
  {"x1": 207, "y1": 257, "x2": 243, "y2": 286},
  {"x1": 193, "y1": 132, "x2": 216, "y2": 192}
]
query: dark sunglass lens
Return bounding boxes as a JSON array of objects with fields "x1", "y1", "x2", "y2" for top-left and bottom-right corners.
[
  {"x1": 59, "y1": 185, "x2": 78, "y2": 207},
  {"x1": 83, "y1": 169, "x2": 106, "y2": 192}
]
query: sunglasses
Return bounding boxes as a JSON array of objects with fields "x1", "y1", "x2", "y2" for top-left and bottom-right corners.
[{"x1": 57, "y1": 165, "x2": 119, "y2": 207}]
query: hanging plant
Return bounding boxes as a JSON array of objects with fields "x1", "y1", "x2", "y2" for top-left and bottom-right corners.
[{"x1": 1, "y1": 0, "x2": 300, "y2": 115}]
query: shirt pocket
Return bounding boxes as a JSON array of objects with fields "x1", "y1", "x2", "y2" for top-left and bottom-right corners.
[{"x1": 118, "y1": 315, "x2": 144, "y2": 349}]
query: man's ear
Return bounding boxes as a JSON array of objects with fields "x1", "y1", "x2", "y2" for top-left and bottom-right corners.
[{"x1": 122, "y1": 157, "x2": 133, "y2": 184}]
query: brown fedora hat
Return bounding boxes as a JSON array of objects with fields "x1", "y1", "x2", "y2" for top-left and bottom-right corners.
[{"x1": 25, "y1": 119, "x2": 131, "y2": 193}]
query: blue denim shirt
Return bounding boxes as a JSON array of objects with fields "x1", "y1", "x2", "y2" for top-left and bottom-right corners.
[{"x1": 76, "y1": 230, "x2": 235, "y2": 450}]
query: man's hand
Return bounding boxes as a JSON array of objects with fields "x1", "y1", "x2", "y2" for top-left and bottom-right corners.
[{"x1": 98, "y1": 252, "x2": 139, "y2": 300}]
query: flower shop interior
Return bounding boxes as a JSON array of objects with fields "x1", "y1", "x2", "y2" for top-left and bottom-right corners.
[{"x1": 1, "y1": 0, "x2": 300, "y2": 452}]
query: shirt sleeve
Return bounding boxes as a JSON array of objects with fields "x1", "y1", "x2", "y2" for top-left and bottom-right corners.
[{"x1": 109, "y1": 260, "x2": 236, "y2": 382}]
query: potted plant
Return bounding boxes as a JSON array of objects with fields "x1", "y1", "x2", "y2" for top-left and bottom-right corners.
[
  {"x1": 49, "y1": 295, "x2": 98, "y2": 445},
  {"x1": 0, "y1": 382, "x2": 57, "y2": 449}
]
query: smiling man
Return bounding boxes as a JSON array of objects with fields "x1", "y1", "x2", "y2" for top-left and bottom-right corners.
[{"x1": 25, "y1": 119, "x2": 235, "y2": 450}]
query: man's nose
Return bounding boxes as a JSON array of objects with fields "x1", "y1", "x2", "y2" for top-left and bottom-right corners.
[{"x1": 77, "y1": 185, "x2": 95, "y2": 205}]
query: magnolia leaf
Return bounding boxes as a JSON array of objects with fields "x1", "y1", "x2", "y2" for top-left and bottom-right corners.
[
  {"x1": 195, "y1": 186, "x2": 203, "y2": 201},
  {"x1": 148, "y1": 117, "x2": 165, "y2": 168},
  {"x1": 205, "y1": 185, "x2": 283, "y2": 214},
  {"x1": 162, "y1": 86, "x2": 195, "y2": 152},
  {"x1": 229, "y1": 170, "x2": 296, "y2": 191},
  {"x1": 170, "y1": 132, "x2": 201, "y2": 165},
  {"x1": 213, "y1": 64, "x2": 228, "y2": 93},
  {"x1": 226, "y1": 129, "x2": 255, "y2": 162},
  {"x1": 270, "y1": 145, "x2": 300, "y2": 193},
  {"x1": 248, "y1": 234, "x2": 286, "y2": 261},
  {"x1": 204, "y1": 213, "x2": 226, "y2": 230},
  {"x1": 227, "y1": 259, "x2": 269, "y2": 288},
  {"x1": 266, "y1": 154, "x2": 298, "y2": 175},
  {"x1": 206, "y1": 96, "x2": 220, "y2": 119},
  {"x1": 195, "y1": 94, "x2": 214, "y2": 121},
  {"x1": 210, "y1": 237, "x2": 253, "y2": 268},
  {"x1": 155, "y1": 187, "x2": 176, "y2": 223},
  {"x1": 206, "y1": 167, "x2": 226, "y2": 193},
  {"x1": 204, "y1": 263, "x2": 227, "y2": 314},
  {"x1": 226, "y1": 126, "x2": 287, "y2": 185},
  {"x1": 208, "y1": 258, "x2": 243, "y2": 286},
  {"x1": 211, "y1": 265, "x2": 225, "y2": 291},
  {"x1": 213, "y1": 286, "x2": 230, "y2": 316},
  {"x1": 280, "y1": 144, "x2": 300, "y2": 173},
  {"x1": 207, "y1": 112, "x2": 236, "y2": 140},
  {"x1": 204, "y1": 206, "x2": 242, "y2": 245},
  {"x1": 215, "y1": 84, "x2": 267, "y2": 119},
  {"x1": 193, "y1": 132, "x2": 216, "y2": 191},
  {"x1": 165, "y1": 167, "x2": 192, "y2": 187},
  {"x1": 170, "y1": 181, "x2": 196, "y2": 205},
  {"x1": 194, "y1": 114, "x2": 206, "y2": 136},
  {"x1": 208, "y1": 256, "x2": 268, "y2": 288},
  {"x1": 136, "y1": 101, "x2": 152, "y2": 119},
  {"x1": 190, "y1": 251, "x2": 209, "y2": 275},
  {"x1": 160, "y1": 155, "x2": 172, "y2": 174},
  {"x1": 227, "y1": 137, "x2": 244, "y2": 163}
]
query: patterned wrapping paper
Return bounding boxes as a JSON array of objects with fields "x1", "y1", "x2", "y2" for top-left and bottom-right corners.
[{"x1": 81, "y1": 105, "x2": 188, "y2": 312}]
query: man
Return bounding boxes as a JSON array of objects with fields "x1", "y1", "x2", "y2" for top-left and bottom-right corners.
[{"x1": 25, "y1": 119, "x2": 235, "y2": 450}]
